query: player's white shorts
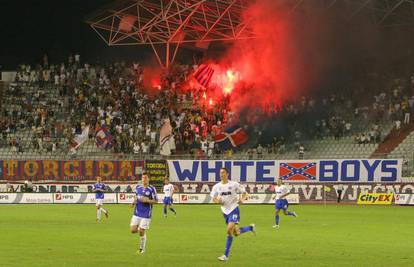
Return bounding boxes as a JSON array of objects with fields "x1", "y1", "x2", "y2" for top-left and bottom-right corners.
[
  {"x1": 95, "y1": 199, "x2": 104, "y2": 206},
  {"x1": 130, "y1": 215, "x2": 151, "y2": 229}
]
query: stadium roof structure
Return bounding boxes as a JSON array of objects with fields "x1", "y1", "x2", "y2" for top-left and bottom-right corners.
[
  {"x1": 86, "y1": 0, "x2": 256, "y2": 68},
  {"x1": 87, "y1": 0, "x2": 414, "y2": 67},
  {"x1": 290, "y1": 0, "x2": 414, "y2": 26}
]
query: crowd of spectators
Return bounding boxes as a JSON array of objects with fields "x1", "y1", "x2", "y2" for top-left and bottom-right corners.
[
  {"x1": 1, "y1": 54, "x2": 414, "y2": 158},
  {"x1": 0, "y1": 55, "x2": 231, "y2": 157}
]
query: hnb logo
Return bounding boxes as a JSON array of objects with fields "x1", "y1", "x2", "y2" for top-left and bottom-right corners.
[{"x1": 221, "y1": 192, "x2": 232, "y2": 196}]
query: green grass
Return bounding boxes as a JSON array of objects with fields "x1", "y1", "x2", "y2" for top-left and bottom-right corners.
[{"x1": 0, "y1": 204, "x2": 413, "y2": 267}]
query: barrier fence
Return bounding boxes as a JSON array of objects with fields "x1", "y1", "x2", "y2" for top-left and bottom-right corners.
[
  {"x1": 1, "y1": 158, "x2": 413, "y2": 205},
  {"x1": 0, "y1": 193, "x2": 299, "y2": 204},
  {"x1": 1, "y1": 181, "x2": 413, "y2": 203},
  {"x1": 1, "y1": 192, "x2": 413, "y2": 205}
]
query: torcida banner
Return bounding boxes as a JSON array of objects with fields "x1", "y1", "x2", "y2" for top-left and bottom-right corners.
[{"x1": 0, "y1": 160, "x2": 144, "y2": 181}]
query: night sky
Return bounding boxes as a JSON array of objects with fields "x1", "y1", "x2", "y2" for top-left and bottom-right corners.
[
  {"x1": 1, "y1": 0, "x2": 414, "y2": 72},
  {"x1": 0, "y1": 0, "x2": 156, "y2": 70}
]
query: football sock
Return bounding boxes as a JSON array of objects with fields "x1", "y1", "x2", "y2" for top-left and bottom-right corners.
[
  {"x1": 140, "y1": 234, "x2": 147, "y2": 250},
  {"x1": 224, "y1": 236, "x2": 233, "y2": 257},
  {"x1": 239, "y1": 226, "x2": 253, "y2": 234},
  {"x1": 97, "y1": 209, "x2": 101, "y2": 221}
]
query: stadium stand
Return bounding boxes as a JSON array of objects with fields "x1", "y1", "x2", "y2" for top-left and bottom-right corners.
[{"x1": 1, "y1": 57, "x2": 413, "y2": 170}]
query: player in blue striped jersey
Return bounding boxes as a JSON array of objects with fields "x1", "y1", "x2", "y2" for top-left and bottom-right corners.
[
  {"x1": 93, "y1": 176, "x2": 108, "y2": 222},
  {"x1": 130, "y1": 173, "x2": 158, "y2": 254}
]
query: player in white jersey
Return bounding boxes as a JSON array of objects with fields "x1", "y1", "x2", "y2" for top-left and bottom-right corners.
[
  {"x1": 162, "y1": 178, "x2": 177, "y2": 217},
  {"x1": 272, "y1": 179, "x2": 297, "y2": 229},
  {"x1": 210, "y1": 168, "x2": 256, "y2": 262}
]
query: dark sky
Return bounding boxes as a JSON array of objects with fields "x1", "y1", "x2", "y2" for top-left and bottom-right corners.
[
  {"x1": 1, "y1": 0, "x2": 414, "y2": 72},
  {"x1": 0, "y1": 0, "x2": 157, "y2": 69}
]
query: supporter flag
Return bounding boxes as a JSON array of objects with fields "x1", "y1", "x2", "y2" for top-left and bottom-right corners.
[
  {"x1": 160, "y1": 118, "x2": 175, "y2": 156},
  {"x1": 70, "y1": 125, "x2": 90, "y2": 152},
  {"x1": 279, "y1": 162, "x2": 317, "y2": 181},
  {"x1": 213, "y1": 125, "x2": 248, "y2": 150},
  {"x1": 95, "y1": 125, "x2": 114, "y2": 149},
  {"x1": 193, "y1": 64, "x2": 214, "y2": 88}
]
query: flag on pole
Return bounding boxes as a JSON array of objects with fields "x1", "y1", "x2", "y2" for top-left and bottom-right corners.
[
  {"x1": 323, "y1": 186, "x2": 332, "y2": 192},
  {"x1": 70, "y1": 124, "x2": 89, "y2": 152},
  {"x1": 160, "y1": 118, "x2": 174, "y2": 156},
  {"x1": 193, "y1": 64, "x2": 214, "y2": 88},
  {"x1": 213, "y1": 125, "x2": 248, "y2": 150},
  {"x1": 95, "y1": 125, "x2": 114, "y2": 149}
]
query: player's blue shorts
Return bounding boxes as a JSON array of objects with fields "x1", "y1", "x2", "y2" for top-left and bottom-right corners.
[
  {"x1": 163, "y1": 197, "x2": 173, "y2": 205},
  {"x1": 275, "y1": 199, "x2": 289, "y2": 210},
  {"x1": 223, "y1": 207, "x2": 240, "y2": 224}
]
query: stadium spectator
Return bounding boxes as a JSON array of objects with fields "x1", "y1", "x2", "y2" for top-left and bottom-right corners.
[
  {"x1": 3, "y1": 52, "x2": 414, "y2": 159},
  {"x1": 257, "y1": 144, "x2": 263, "y2": 159},
  {"x1": 298, "y1": 144, "x2": 305, "y2": 159},
  {"x1": 23, "y1": 179, "x2": 34, "y2": 193}
]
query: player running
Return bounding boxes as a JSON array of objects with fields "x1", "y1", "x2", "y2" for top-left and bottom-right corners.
[
  {"x1": 162, "y1": 178, "x2": 177, "y2": 217},
  {"x1": 272, "y1": 179, "x2": 297, "y2": 229},
  {"x1": 93, "y1": 176, "x2": 108, "y2": 222},
  {"x1": 130, "y1": 173, "x2": 158, "y2": 254},
  {"x1": 210, "y1": 168, "x2": 256, "y2": 262}
]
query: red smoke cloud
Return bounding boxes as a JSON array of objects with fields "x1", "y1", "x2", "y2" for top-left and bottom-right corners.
[{"x1": 218, "y1": 0, "x2": 349, "y2": 118}]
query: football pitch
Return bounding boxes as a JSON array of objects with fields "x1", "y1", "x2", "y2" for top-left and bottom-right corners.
[{"x1": 1, "y1": 204, "x2": 413, "y2": 267}]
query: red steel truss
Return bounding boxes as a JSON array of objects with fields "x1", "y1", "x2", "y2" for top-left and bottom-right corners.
[
  {"x1": 86, "y1": 0, "x2": 256, "y2": 68},
  {"x1": 87, "y1": 0, "x2": 414, "y2": 67}
]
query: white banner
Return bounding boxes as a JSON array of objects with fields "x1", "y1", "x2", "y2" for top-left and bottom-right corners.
[
  {"x1": 179, "y1": 193, "x2": 212, "y2": 204},
  {"x1": 0, "y1": 193, "x2": 53, "y2": 204},
  {"x1": 117, "y1": 193, "x2": 136, "y2": 204},
  {"x1": 53, "y1": 193, "x2": 116, "y2": 204},
  {"x1": 168, "y1": 159, "x2": 402, "y2": 183},
  {"x1": 117, "y1": 193, "x2": 180, "y2": 204},
  {"x1": 177, "y1": 193, "x2": 299, "y2": 204},
  {"x1": 157, "y1": 194, "x2": 180, "y2": 204},
  {"x1": 54, "y1": 193, "x2": 83, "y2": 204},
  {"x1": 395, "y1": 194, "x2": 414, "y2": 205},
  {"x1": 84, "y1": 193, "x2": 117, "y2": 204},
  {"x1": 0, "y1": 193, "x2": 297, "y2": 204},
  {"x1": 244, "y1": 194, "x2": 299, "y2": 204},
  {"x1": 0, "y1": 183, "x2": 139, "y2": 193}
]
